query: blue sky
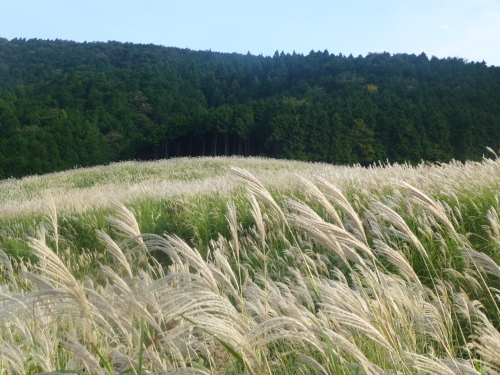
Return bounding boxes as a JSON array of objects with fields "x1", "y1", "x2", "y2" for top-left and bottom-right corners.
[{"x1": 1, "y1": 0, "x2": 499, "y2": 66}]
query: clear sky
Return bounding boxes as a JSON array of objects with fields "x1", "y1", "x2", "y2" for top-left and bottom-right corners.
[{"x1": 1, "y1": 0, "x2": 499, "y2": 66}]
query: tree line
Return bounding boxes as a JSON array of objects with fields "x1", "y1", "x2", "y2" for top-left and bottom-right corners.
[{"x1": 0, "y1": 37, "x2": 499, "y2": 178}]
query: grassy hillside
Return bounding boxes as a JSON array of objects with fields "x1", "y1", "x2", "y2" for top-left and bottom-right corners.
[{"x1": 0, "y1": 155, "x2": 499, "y2": 374}]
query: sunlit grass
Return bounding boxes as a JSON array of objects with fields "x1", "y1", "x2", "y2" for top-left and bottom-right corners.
[{"x1": 0, "y1": 155, "x2": 499, "y2": 374}]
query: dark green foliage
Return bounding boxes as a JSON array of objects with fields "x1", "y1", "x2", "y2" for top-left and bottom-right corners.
[{"x1": 1, "y1": 38, "x2": 499, "y2": 178}]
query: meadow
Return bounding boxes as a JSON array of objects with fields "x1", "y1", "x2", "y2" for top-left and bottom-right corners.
[{"x1": 0, "y1": 154, "x2": 499, "y2": 374}]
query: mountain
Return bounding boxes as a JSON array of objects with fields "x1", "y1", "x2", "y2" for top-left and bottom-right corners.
[{"x1": 0, "y1": 37, "x2": 499, "y2": 178}]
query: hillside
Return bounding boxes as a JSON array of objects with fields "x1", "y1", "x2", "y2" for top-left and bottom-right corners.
[
  {"x1": 1, "y1": 38, "x2": 500, "y2": 178},
  {"x1": 0, "y1": 156, "x2": 499, "y2": 373}
]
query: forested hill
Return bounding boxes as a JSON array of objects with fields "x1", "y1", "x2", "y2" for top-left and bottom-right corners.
[{"x1": 1, "y1": 38, "x2": 499, "y2": 178}]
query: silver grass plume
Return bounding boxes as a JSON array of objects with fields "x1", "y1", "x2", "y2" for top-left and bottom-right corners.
[
  {"x1": 486, "y1": 146, "x2": 498, "y2": 158},
  {"x1": 0, "y1": 249, "x2": 18, "y2": 288},
  {"x1": 0, "y1": 342, "x2": 25, "y2": 374},
  {"x1": 485, "y1": 206, "x2": 500, "y2": 248},
  {"x1": 317, "y1": 276, "x2": 371, "y2": 320},
  {"x1": 321, "y1": 303, "x2": 394, "y2": 353},
  {"x1": 99, "y1": 264, "x2": 134, "y2": 296},
  {"x1": 295, "y1": 175, "x2": 344, "y2": 228},
  {"x1": 247, "y1": 316, "x2": 324, "y2": 355},
  {"x1": 399, "y1": 181, "x2": 464, "y2": 245},
  {"x1": 96, "y1": 230, "x2": 133, "y2": 278},
  {"x1": 451, "y1": 291, "x2": 484, "y2": 327},
  {"x1": 292, "y1": 352, "x2": 329, "y2": 375},
  {"x1": 440, "y1": 358, "x2": 481, "y2": 375},
  {"x1": 0, "y1": 292, "x2": 34, "y2": 343},
  {"x1": 313, "y1": 175, "x2": 368, "y2": 243},
  {"x1": 414, "y1": 298, "x2": 452, "y2": 350},
  {"x1": 248, "y1": 193, "x2": 266, "y2": 248},
  {"x1": 231, "y1": 167, "x2": 287, "y2": 223},
  {"x1": 20, "y1": 267, "x2": 55, "y2": 290},
  {"x1": 212, "y1": 248, "x2": 240, "y2": 297},
  {"x1": 226, "y1": 200, "x2": 242, "y2": 257},
  {"x1": 405, "y1": 352, "x2": 459, "y2": 375},
  {"x1": 461, "y1": 247, "x2": 500, "y2": 278},
  {"x1": 474, "y1": 312, "x2": 500, "y2": 374},
  {"x1": 105, "y1": 200, "x2": 146, "y2": 250},
  {"x1": 322, "y1": 329, "x2": 384, "y2": 375},
  {"x1": 370, "y1": 200, "x2": 429, "y2": 259},
  {"x1": 373, "y1": 239, "x2": 422, "y2": 286},
  {"x1": 84, "y1": 288, "x2": 133, "y2": 347},
  {"x1": 287, "y1": 204, "x2": 374, "y2": 264},
  {"x1": 183, "y1": 313, "x2": 259, "y2": 372},
  {"x1": 60, "y1": 334, "x2": 105, "y2": 375},
  {"x1": 285, "y1": 212, "x2": 349, "y2": 265},
  {"x1": 29, "y1": 237, "x2": 90, "y2": 313},
  {"x1": 98, "y1": 264, "x2": 164, "y2": 336},
  {"x1": 144, "y1": 234, "x2": 218, "y2": 293}
]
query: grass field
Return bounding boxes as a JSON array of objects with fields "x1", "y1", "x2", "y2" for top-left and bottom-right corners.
[{"x1": 0, "y1": 155, "x2": 499, "y2": 374}]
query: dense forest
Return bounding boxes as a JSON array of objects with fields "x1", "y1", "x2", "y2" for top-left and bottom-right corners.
[{"x1": 0, "y1": 37, "x2": 499, "y2": 178}]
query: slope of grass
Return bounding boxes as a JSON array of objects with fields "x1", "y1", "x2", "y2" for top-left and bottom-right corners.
[{"x1": 0, "y1": 155, "x2": 499, "y2": 374}]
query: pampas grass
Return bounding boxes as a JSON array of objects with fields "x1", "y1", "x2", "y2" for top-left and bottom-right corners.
[{"x1": 0, "y1": 155, "x2": 499, "y2": 374}]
